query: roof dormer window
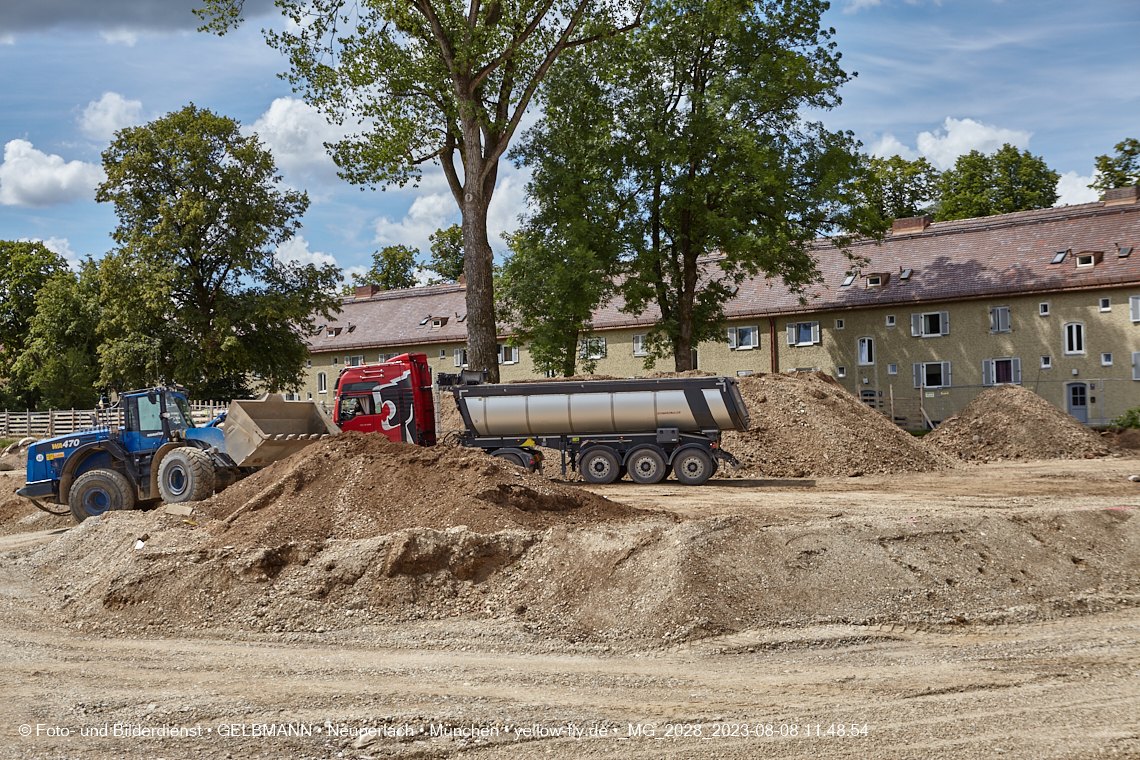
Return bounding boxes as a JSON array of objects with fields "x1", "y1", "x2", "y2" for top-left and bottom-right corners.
[
  {"x1": 866, "y1": 273, "x2": 889, "y2": 288},
  {"x1": 1075, "y1": 252, "x2": 1101, "y2": 267},
  {"x1": 430, "y1": 316, "x2": 449, "y2": 329}
]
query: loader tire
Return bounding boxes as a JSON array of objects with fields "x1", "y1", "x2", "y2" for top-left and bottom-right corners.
[
  {"x1": 70, "y1": 469, "x2": 136, "y2": 523},
  {"x1": 158, "y1": 447, "x2": 216, "y2": 504},
  {"x1": 673, "y1": 448, "x2": 714, "y2": 486}
]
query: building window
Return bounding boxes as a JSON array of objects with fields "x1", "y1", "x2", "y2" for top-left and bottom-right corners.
[
  {"x1": 332, "y1": 357, "x2": 339, "y2": 365},
  {"x1": 305, "y1": 359, "x2": 312, "y2": 368},
  {"x1": 990, "y1": 306, "x2": 1011, "y2": 333},
  {"x1": 497, "y1": 344, "x2": 518, "y2": 365},
  {"x1": 887, "y1": 363, "x2": 898, "y2": 375},
  {"x1": 857, "y1": 337, "x2": 874, "y2": 366},
  {"x1": 1064, "y1": 322, "x2": 1084, "y2": 355},
  {"x1": 983, "y1": 357, "x2": 1021, "y2": 386},
  {"x1": 440, "y1": 349, "x2": 446, "y2": 359},
  {"x1": 1100, "y1": 297, "x2": 1111, "y2": 312},
  {"x1": 729, "y1": 325, "x2": 760, "y2": 350},
  {"x1": 911, "y1": 311, "x2": 949, "y2": 337},
  {"x1": 454, "y1": 348, "x2": 468, "y2": 367},
  {"x1": 307, "y1": 392, "x2": 312, "y2": 400},
  {"x1": 317, "y1": 372, "x2": 327, "y2": 393},
  {"x1": 841, "y1": 274, "x2": 856, "y2": 287},
  {"x1": 786, "y1": 321, "x2": 820, "y2": 347},
  {"x1": 913, "y1": 361, "x2": 951, "y2": 389},
  {"x1": 885, "y1": 315, "x2": 896, "y2": 327},
  {"x1": 346, "y1": 355, "x2": 364, "y2": 366},
  {"x1": 836, "y1": 366, "x2": 846, "y2": 378},
  {"x1": 1102, "y1": 352, "x2": 1113, "y2": 366},
  {"x1": 1076, "y1": 253, "x2": 1096, "y2": 267},
  {"x1": 1039, "y1": 302, "x2": 1050, "y2": 316},
  {"x1": 1131, "y1": 295, "x2": 1140, "y2": 322},
  {"x1": 579, "y1": 336, "x2": 607, "y2": 360},
  {"x1": 834, "y1": 319, "x2": 844, "y2": 330},
  {"x1": 1041, "y1": 355, "x2": 1052, "y2": 369},
  {"x1": 866, "y1": 275, "x2": 882, "y2": 288},
  {"x1": 633, "y1": 334, "x2": 648, "y2": 356},
  {"x1": 860, "y1": 390, "x2": 881, "y2": 408}
]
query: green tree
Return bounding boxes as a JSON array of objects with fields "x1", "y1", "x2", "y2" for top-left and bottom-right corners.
[
  {"x1": 937, "y1": 144, "x2": 1059, "y2": 221},
  {"x1": 1090, "y1": 138, "x2": 1140, "y2": 194},
  {"x1": 862, "y1": 155, "x2": 940, "y2": 222},
  {"x1": 95, "y1": 105, "x2": 342, "y2": 400},
  {"x1": 197, "y1": 0, "x2": 643, "y2": 384},
  {"x1": 426, "y1": 225, "x2": 466, "y2": 284},
  {"x1": 0, "y1": 240, "x2": 68, "y2": 409},
  {"x1": 517, "y1": 0, "x2": 883, "y2": 371},
  {"x1": 349, "y1": 245, "x2": 420, "y2": 292},
  {"x1": 11, "y1": 261, "x2": 103, "y2": 410}
]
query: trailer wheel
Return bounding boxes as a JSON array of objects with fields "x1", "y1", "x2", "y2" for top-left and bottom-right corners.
[
  {"x1": 673, "y1": 448, "x2": 714, "y2": 486},
  {"x1": 580, "y1": 447, "x2": 620, "y2": 485},
  {"x1": 69, "y1": 469, "x2": 136, "y2": 523},
  {"x1": 627, "y1": 447, "x2": 667, "y2": 485},
  {"x1": 493, "y1": 451, "x2": 525, "y2": 468},
  {"x1": 158, "y1": 447, "x2": 216, "y2": 503}
]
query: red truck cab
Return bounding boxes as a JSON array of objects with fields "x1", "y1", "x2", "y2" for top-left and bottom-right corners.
[{"x1": 333, "y1": 353, "x2": 437, "y2": 446}]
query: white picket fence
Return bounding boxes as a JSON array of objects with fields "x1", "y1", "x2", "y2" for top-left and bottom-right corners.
[{"x1": 0, "y1": 401, "x2": 228, "y2": 440}]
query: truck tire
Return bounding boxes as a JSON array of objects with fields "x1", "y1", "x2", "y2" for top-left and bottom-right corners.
[
  {"x1": 580, "y1": 447, "x2": 620, "y2": 485},
  {"x1": 673, "y1": 448, "x2": 714, "y2": 486},
  {"x1": 158, "y1": 447, "x2": 216, "y2": 503},
  {"x1": 70, "y1": 469, "x2": 136, "y2": 523},
  {"x1": 626, "y1": 447, "x2": 668, "y2": 485},
  {"x1": 493, "y1": 451, "x2": 525, "y2": 468}
]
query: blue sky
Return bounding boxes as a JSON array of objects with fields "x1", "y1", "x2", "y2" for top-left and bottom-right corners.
[{"x1": 0, "y1": 0, "x2": 1137, "y2": 279}]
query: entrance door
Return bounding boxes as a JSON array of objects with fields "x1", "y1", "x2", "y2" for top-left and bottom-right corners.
[{"x1": 1068, "y1": 383, "x2": 1088, "y2": 423}]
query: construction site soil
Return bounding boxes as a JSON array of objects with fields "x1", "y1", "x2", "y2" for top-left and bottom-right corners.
[
  {"x1": 0, "y1": 374, "x2": 1138, "y2": 759},
  {"x1": 922, "y1": 383, "x2": 1115, "y2": 461}
]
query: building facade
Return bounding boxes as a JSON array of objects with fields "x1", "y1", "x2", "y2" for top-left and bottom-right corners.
[{"x1": 301, "y1": 188, "x2": 1140, "y2": 426}]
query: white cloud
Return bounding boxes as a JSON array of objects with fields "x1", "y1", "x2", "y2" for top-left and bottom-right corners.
[
  {"x1": 246, "y1": 98, "x2": 353, "y2": 184},
  {"x1": 868, "y1": 133, "x2": 919, "y2": 161},
  {"x1": 372, "y1": 192, "x2": 457, "y2": 254},
  {"x1": 486, "y1": 170, "x2": 530, "y2": 247},
  {"x1": 99, "y1": 29, "x2": 138, "y2": 46},
  {"x1": 843, "y1": 0, "x2": 882, "y2": 12},
  {"x1": 275, "y1": 235, "x2": 338, "y2": 269},
  {"x1": 914, "y1": 117, "x2": 1032, "y2": 170},
  {"x1": 0, "y1": 139, "x2": 105, "y2": 207},
  {"x1": 79, "y1": 92, "x2": 144, "y2": 141},
  {"x1": 1055, "y1": 171, "x2": 1100, "y2": 207}
]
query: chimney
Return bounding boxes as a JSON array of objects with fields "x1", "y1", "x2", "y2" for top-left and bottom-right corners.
[
  {"x1": 354, "y1": 284, "x2": 380, "y2": 299},
  {"x1": 1104, "y1": 186, "x2": 1139, "y2": 206},
  {"x1": 891, "y1": 215, "x2": 933, "y2": 235}
]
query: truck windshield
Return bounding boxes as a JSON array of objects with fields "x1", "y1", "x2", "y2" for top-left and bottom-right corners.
[{"x1": 165, "y1": 394, "x2": 196, "y2": 431}]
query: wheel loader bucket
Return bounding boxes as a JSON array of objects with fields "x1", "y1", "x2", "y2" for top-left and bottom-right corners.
[{"x1": 219, "y1": 395, "x2": 340, "y2": 467}]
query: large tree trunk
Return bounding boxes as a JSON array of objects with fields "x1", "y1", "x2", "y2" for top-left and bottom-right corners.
[{"x1": 461, "y1": 190, "x2": 500, "y2": 384}]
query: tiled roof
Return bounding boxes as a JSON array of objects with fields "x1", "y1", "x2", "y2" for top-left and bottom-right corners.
[{"x1": 309, "y1": 199, "x2": 1140, "y2": 353}]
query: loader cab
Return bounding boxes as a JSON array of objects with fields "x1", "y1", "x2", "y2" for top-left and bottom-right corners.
[{"x1": 122, "y1": 389, "x2": 194, "y2": 453}]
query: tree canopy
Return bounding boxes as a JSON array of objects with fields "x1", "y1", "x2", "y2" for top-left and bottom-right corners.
[
  {"x1": 861, "y1": 155, "x2": 940, "y2": 222},
  {"x1": 95, "y1": 105, "x2": 341, "y2": 400},
  {"x1": 1090, "y1": 138, "x2": 1139, "y2": 194},
  {"x1": 937, "y1": 144, "x2": 1058, "y2": 221},
  {"x1": 197, "y1": 0, "x2": 643, "y2": 383},
  {"x1": 427, "y1": 225, "x2": 466, "y2": 284},
  {"x1": 0, "y1": 240, "x2": 69, "y2": 408},
  {"x1": 512, "y1": 0, "x2": 883, "y2": 371},
  {"x1": 349, "y1": 245, "x2": 420, "y2": 292}
]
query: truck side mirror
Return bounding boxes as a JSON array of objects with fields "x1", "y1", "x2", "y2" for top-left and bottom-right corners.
[{"x1": 147, "y1": 390, "x2": 157, "y2": 404}]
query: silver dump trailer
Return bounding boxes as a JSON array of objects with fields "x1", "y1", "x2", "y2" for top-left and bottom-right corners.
[{"x1": 449, "y1": 376, "x2": 750, "y2": 486}]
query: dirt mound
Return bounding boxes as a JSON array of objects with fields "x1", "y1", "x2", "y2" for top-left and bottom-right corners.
[
  {"x1": 0, "y1": 479, "x2": 71, "y2": 535},
  {"x1": 721, "y1": 371, "x2": 953, "y2": 477},
  {"x1": 1101, "y1": 427, "x2": 1140, "y2": 451},
  {"x1": 923, "y1": 384, "x2": 1112, "y2": 461},
  {"x1": 192, "y1": 431, "x2": 643, "y2": 550}
]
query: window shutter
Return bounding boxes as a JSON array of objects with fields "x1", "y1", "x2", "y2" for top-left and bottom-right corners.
[
  {"x1": 913, "y1": 363, "x2": 923, "y2": 389},
  {"x1": 943, "y1": 361, "x2": 952, "y2": 387},
  {"x1": 811, "y1": 322, "x2": 820, "y2": 344},
  {"x1": 579, "y1": 339, "x2": 588, "y2": 359},
  {"x1": 454, "y1": 348, "x2": 463, "y2": 367},
  {"x1": 911, "y1": 313, "x2": 922, "y2": 337},
  {"x1": 497, "y1": 345, "x2": 504, "y2": 364},
  {"x1": 1012, "y1": 357, "x2": 1021, "y2": 384},
  {"x1": 750, "y1": 326, "x2": 760, "y2": 348},
  {"x1": 1134, "y1": 352, "x2": 1140, "y2": 381},
  {"x1": 982, "y1": 359, "x2": 993, "y2": 386},
  {"x1": 989, "y1": 308, "x2": 997, "y2": 332},
  {"x1": 786, "y1": 324, "x2": 796, "y2": 346},
  {"x1": 598, "y1": 337, "x2": 607, "y2": 358},
  {"x1": 1131, "y1": 295, "x2": 1140, "y2": 322},
  {"x1": 727, "y1": 328, "x2": 737, "y2": 349},
  {"x1": 1000, "y1": 307, "x2": 1011, "y2": 333},
  {"x1": 940, "y1": 311, "x2": 950, "y2": 335}
]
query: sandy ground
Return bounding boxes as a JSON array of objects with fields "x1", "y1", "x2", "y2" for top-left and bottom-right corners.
[{"x1": 1, "y1": 461, "x2": 1138, "y2": 760}]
